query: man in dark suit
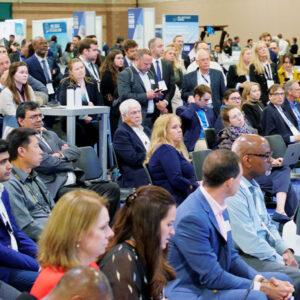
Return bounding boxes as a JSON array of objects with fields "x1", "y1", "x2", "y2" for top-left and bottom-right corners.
[
  {"x1": 123, "y1": 39, "x2": 138, "y2": 68},
  {"x1": 16, "y1": 102, "x2": 120, "y2": 222},
  {"x1": 182, "y1": 49, "x2": 226, "y2": 115},
  {"x1": 261, "y1": 84, "x2": 300, "y2": 145},
  {"x1": 149, "y1": 37, "x2": 175, "y2": 113},
  {"x1": 282, "y1": 80, "x2": 300, "y2": 130},
  {"x1": 118, "y1": 48, "x2": 162, "y2": 128},
  {"x1": 173, "y1": 35, "x2": 190, "y2": 69},
  {"x1": 0, "y1": 139, "x2": 39, "y2": 292},
  {"x1": 166, "y1": 149, "x2": 294, "y2": 300},
  {"x1": 113, "y1": 99, "x2": 150, "y2": 188},
  {"x1": 259, "y1": 32, "x2": 277, "y2": 64},
  {"x1": 26, "y1": 36, "x2": 61, "y2": 97},
  {"x1": 176, "y1": 84, "x2": 215, "y2": 152}
]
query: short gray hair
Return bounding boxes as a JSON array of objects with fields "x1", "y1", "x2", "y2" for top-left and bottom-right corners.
[
  {"x1": 119, "y1": 99, "x2": 141, "y2": 120},
  {"x1": 285, "y1": 80, "x2": 299, "y2": 94}
]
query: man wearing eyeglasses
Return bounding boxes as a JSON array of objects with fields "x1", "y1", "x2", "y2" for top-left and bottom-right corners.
[
  {"x1": 226, "y1": 134, "x2": 300, "y2": 300},
  {"x1": 16, "y1": 102, "x2": 120, "y2": 222},
  {"x1": 261, "y1": 84, "x2": 300, "y2": 145}
]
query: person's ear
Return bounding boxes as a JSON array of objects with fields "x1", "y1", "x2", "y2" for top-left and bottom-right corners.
[
  {"x1": 17, "y1": 146, "x2": 26, "y2": 158},
  {"x1": 241, "y1": 154, "x2": 251, "y2": 168}
]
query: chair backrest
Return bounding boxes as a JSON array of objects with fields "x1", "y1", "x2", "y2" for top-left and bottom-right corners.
[
  {"x1": 204, "y1": 128, "x2": 216, "y2": 149},
  {"x1": 264, "y1": 135, "x2": 287, "y2": 159},
  {"x1": 110, "y1": 143, "x2": 119, "y2": 169},
  {"x1": 73, "y1": 146, "x2": 102, "y2": 180},
  {"x1": 143, "y1": 164, "x2": 153, "y2": 185},
  {"x1": 191, "y1": 149, "x2": 213, "y2": 181}
]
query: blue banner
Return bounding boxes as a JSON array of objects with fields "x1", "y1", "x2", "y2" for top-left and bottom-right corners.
[
  {"x1": 42, "y1": 22, "x2": 68, "y2": 54},
  {"x1": 73, "y1": 11, "x2": 86, "y2": 38},
  {"x1": 163, "y1": 14, "x2": 199, "y2": 46},
  {"x1": 128, "y1": 8, "x2": 144, "y2": 48}
]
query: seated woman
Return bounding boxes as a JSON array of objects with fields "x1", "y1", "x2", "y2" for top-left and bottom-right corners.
[
  {"x1": 99, "y1": 185, "x2": 176, "y2": 300},
  {"x1": 30, "y1": 189, "x2": 114, "y2": 299},
  {"x1": 278, "y1": 52, "x2": 300, "y2": 84},
  {"x1": 214, "y1": 88, "x2": 243, "y2": 134},
  {"x1": 227, "y1": 47, "x2": 252, "y2": 93},
  {"x1": 59, "y1": 58, "x2": 103, "y2": 147},
  {"x1": 241, "y1": 82, "x2": 265, "y2": 134},
  {"x1": 163, "y1": 45, "x2": 183, "y2": 113},
  {"x1": 249, "y1": 41, "x2": 279, "y2": 105},
  {"x1": 100, "y1": 49, "x2": 124, "y2": 137},
  {"x1": 0, "y1": 61, "x2": 37, "y2": 132},
  {"x1": 146, "y1": 114, "x2": 198, "y2": 205},
  {"x1": 219, "y1": 104, "x2": 296, "y2": 223}
]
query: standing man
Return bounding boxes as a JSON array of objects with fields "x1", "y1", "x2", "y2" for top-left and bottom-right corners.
[
  {"x1": 182, "y1": 49, "x2": 226, "y2": 115},
  {"x1": 123, "y1": 39, "x2": 138, "y2": 67},
  {"x1": 149, "y1": 37, "x2": 175, "y2": 113},
  {"x1": 259, "y1": 32, "x2": 277, "y2": 64},
  {"x1": 227, "y1": 134, "x2": 300, "y2": 300},
  {"x1": 4, "y1": 128, "x2": 55, "y2": 241},
  {"x1": 173, "y1": 35, "x2": 190, "y2": 69},
  {"x1": 166, "y1": 149, "x2": 294, "y2": 300},
  {"x1": 26, "y1": 36, "x2": 61, "y2": 100},
  {"x1": 0, "y1": 139, "x2": 39, "y2": 292},
  {"x1": 118, "y1": 48, "x2": 162, "y2": 128},
  {"x1": 113, "y1": 99, "x2": 150, "y2": 188},
  {"x1": 72, "y1": 35, "x2": 81, "y2": 58}
]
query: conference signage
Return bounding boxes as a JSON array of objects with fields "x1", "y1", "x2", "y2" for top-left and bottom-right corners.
[
  {"x1": 128, "y1": 8, "x2": 144, "y2": 48},
  {"x1": 42, "y1": 21, "x2": 68, "y2": 52},
  {"x1": 162, "y1": 15, "x2": 199, "y2": 46}
]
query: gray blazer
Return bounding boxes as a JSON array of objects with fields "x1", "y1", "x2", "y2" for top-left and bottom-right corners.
[{"x1": 35, "y1": 130, "x2": 82, "y2": 198}]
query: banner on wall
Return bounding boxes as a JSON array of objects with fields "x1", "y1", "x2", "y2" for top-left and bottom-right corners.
[
  {"x1": 128, "y1": 8, "x2": 144, "y2": 48},
  {"x1": 73, "y1": 11, "x2": 86, "y2": 37},
  {"x1": 42, "y1": 22, "x2": 68, "y2": 52},
  {"x1": 162, "y1": 15, "x2": 199, "y2": 46}
]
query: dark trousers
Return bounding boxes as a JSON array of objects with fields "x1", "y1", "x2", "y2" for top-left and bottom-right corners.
[
  {"x1": 57, "y1": 181, "x2": 120, "y2": 224},
  {"x1": 256, "y1": 165, "x2": 299, "y2": 216},
  {"x1": 241, "y1": 253, "x2": 300, "y2": 300},
  {"x1": 7, "y1": 269, "x2": 39, "y2": 292}
]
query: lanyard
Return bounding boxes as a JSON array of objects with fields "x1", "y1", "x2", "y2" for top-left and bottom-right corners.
[
  {"x1": 275, "y1": 106, "x2": 300, "y2": 136},
  {"x1": 264, "y1": 63, "x2": 272, "y2": 80}
]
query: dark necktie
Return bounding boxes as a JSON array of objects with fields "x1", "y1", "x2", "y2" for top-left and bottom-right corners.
[{"x1": 156, "y1": 60, "x2": 162, "y2": 81}]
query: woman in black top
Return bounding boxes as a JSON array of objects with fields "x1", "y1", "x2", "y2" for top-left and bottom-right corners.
[
  {"x1": 99, "y1": 185, "x2": 176, "y2": 300},
  {"x1": 100, "y1": 49, "x2": 124, "y2": 137},
  {"x1": 249, "y1": 41, "x2": 279, "y2": 105},
  {"x1": 241, "y1": 82, "x2": 265, "y2": 134}
]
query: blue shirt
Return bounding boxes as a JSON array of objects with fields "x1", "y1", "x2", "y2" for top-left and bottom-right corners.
[
  {"x1": 225, "y1": 176, "x2": 289, "y2": 264},
  {"x1": 196, "y1": 109, "x2": 208, "y2": 138},
  {"x1": 287, "y1": 98, "x2": 300, "y2": 131}
]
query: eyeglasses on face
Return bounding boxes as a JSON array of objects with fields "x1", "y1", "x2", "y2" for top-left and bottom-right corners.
[{"x1": 246, "y1": 151, "x2": 273, "y2": 159}]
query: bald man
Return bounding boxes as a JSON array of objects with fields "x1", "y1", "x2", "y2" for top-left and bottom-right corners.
[
  {"x1": 26, "y1": 36, "x2": 61, "y2": 99},
  {"x1": 16, "y1": 267, "x2": 113, "y2": 300},
  {"x1": 182, "y1": 49, "x2": 226, "y2": 115},
  {"x1": 226, "y1": 134, "x2": 300, "y2": 300}
]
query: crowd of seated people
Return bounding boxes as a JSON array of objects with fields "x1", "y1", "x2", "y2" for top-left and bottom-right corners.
[{"x1": 0, "y1": 30, "x2": 300, "y2": 300}]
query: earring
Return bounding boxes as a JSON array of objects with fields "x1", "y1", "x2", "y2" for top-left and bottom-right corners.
[{"x1": 76, "y1": 243, "x2": 80, "y2": 248}]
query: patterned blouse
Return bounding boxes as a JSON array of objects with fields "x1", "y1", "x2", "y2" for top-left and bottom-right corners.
[{"x1": 100, "y1": 242, "x2": 155, "y2": 300}]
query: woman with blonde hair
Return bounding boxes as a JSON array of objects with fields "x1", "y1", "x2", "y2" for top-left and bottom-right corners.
[
  {"x1": 163, "y1": 45, "x2": 183, "y2": 113},
  {"x1": 241, "y1": 82, "x2": 264, "y2": 133},
  {"x1": 30, "y1": 189, "x2": 114, "y2": 299},
  {"x1": 58, "y1": 58, "x2": 103, "y2": 147},
  {"x1": 249, "y1": 41, "x2": 279, "y2": 105},
  {"x1": 146, "y1": 114, "x2": 198, "y2": 204},
  {"x1": 227, "y1": 47, "x2": 252, "y2": 92}
]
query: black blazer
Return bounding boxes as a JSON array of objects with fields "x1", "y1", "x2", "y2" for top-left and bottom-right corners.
[
  {"x1": 100, "y1": 69, "x2": 118, "y2": 107},
  {"x1": 226, "y1": 65, "x2": 247, "y2": 92},
  {"x1": 261, "y1": 102, "x2": 297, "y2": 145},
  {"x1": 150, "y1": 59, "x2": 175, "y2": 112},
  {"x1": 182, "y1": 68, "x2": 226, "y2": 115},
  {"x1": 182, "y1": 52, "x2": 191, "y2": 69},
  {"x1": 242, "y1": 102, "x2": 265, "y2": 134},
  {"x1": 249, "y1": 63, "x2": 279, "y2": 105},
  {"x1": 58, "y1": 77, "x2": 103, "y2": 107}
]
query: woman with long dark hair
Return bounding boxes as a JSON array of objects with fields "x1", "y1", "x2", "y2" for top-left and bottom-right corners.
[
  {"x1": 100, "y1": 49, "x2": 124, "y2": 136},
  {"x1": 99, "y1": 185, "x2": 176, "y2": 300}
]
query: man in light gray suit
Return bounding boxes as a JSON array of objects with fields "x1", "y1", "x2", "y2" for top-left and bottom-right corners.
[{"x1": 182, "y1": 49, "x2": 226, "y2": 115}]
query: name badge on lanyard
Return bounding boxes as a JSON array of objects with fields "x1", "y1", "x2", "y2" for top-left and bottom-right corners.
[{"x1": 46, "y1": 83, "x2": 55, "y2": 95}]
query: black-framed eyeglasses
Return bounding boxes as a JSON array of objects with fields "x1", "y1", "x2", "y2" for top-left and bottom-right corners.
[{"x1": 247, "y1": 151, "x2": 273, "y2": 159}]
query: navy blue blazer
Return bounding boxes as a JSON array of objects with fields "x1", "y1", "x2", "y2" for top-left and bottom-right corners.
[
  {"x1": 113, "y1": 123, "x2": 150, "y2": 188},
  {"x1": 261, "y1": 102, "x2": 298, "y2": 145},
  {"x1": 0, "y1": 188, "x2": 39, "y2": 282},
  {"x1": 176, "y1": 103, "x2": 215, "y2": 152},
  {"x1": 166, "y1": 188, "x2": 258, "y2": 300},
  {"x1": 181, "y1": 69, "x2": 226, "y2": 115},
  {"x1": 26, "y1": 54, "x2": 61, "y2": 86},
  {"x1": 148, "y1": 144, "x2": 197, "y2": 205},
  {"x1": 282, "y1": 98, "x2": 300, "y2": 128}
]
